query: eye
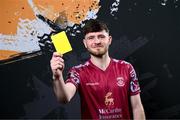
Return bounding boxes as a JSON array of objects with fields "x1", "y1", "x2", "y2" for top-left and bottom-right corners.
[
  {"x1": 98, "y1": 35, "x2": 106, "y2": 39},
  {"x1": 86, "y1": 36, "x2": 95, "y2": 40}
]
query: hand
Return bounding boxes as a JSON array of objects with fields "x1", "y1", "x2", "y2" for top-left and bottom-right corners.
[{"x1": 50, "y1": 52, "x2": 65, "y2": 79}]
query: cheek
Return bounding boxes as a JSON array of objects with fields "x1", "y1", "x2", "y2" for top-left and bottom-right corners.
[{"x1": 85, "y1": 42, "x2": 93, "y2": 48}]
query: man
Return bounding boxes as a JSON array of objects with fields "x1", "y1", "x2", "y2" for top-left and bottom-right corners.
[{"x1": 50, "y1": 19, "x2": 145, "y2": 119}]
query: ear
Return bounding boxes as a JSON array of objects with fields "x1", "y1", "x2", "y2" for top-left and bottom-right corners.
[
  {"x1": 83, "y1": 39, "x2": 87, "y2": 48},
  {"x1": 108, "y1": 36, "x2": 112, "y2": 45}
]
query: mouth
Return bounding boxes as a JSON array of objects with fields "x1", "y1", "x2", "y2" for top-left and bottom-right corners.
[
  {"x1": 94, "y1": 45, "x2": 103, "y2": 48},
  {"x1": 93, "y1": 47, "x2": 103, "y2": 51}
]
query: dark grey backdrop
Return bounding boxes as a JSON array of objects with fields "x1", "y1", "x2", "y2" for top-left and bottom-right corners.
[{"x1": 1, "y1": 0, "x2": 180, "y2": 119}]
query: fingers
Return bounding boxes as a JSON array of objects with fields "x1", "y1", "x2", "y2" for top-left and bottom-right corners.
[
  {"x1": 53, "y1": 62, "x2": 64, "y2": 69},
  {"x1": 54, "y1": 56, "x2": 64, "y2": 62},
  {"x1": 50, "y1": 52, "x2": 65, "y2": 75},
  {"x1": 53, "y1": 52, "x2": 63, "y2": 57}
]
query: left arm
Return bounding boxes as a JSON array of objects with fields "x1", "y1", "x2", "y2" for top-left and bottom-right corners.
[{"x1": 130, "y1": 94, "x2": 146, "y2": 120}]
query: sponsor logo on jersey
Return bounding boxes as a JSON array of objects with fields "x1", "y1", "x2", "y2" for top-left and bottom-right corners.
[
  {"x1": 104, "y1": 92, "x2": 114, "y2": 106},
  {"x1": 116, "y1": 77, "x2": 125, "y2": 87},
  {"x1": 86, "y1": 82, "x2": 99, "y2": 86},
  {"x1": 98, "y1": 108, "x2": 122, "y2": 119}
]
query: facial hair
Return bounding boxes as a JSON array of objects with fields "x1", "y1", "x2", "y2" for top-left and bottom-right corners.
[{"x1": 87, "y1": 45, "x2": 109, "y2": 58}]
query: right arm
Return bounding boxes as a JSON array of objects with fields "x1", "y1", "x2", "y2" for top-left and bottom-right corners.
[{"x1": 50, "y1": 52, "x2": 76, "y2": 104}]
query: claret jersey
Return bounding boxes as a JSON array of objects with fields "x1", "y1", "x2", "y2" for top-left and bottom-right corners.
[{"x1": 65, "y1": 58, "x2": 140, "y2": 119}]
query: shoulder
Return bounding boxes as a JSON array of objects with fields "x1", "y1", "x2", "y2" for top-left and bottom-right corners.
[
  {"x1": 70, "y1": 61, "x2": 91, "y2": 71},
  {"x1": 112, "y1": 58, "x2": 131, "y2": 67}
]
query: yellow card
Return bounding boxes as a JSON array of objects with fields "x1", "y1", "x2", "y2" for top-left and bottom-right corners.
[{"x1": 51, "y1": 31, "x2": 72, "y2": 54}]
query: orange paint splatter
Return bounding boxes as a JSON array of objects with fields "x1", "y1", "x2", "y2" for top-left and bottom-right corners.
[
  {"x1": 0, "y1": 0, "x2": 100, "y2": 61},
  {"x1": 0, "y1": 0, "x2": 35, "y2": 35},
  {"x1": 0, "y1": 50, "x2": 20, "y2": 60},
  {"x1": 33, "y1": 0, "x2": 100, "y2": 24}
]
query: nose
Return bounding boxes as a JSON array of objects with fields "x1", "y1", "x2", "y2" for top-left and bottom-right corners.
[{"x1": 94, "y1": 37, "x2": 101, "y2": 44}]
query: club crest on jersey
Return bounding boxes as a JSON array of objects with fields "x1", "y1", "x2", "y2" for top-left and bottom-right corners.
[
  {"x1": 116, "y1": 77, "x2": 125, "y2": 87},
  {"x1": 104, "y1": 92, "x2": 114, "y2": 106}
]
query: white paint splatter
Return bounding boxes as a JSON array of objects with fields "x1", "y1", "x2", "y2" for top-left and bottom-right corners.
[
  {"x1": 174, "y1": 0, "x2": 179, "y2": 8},
  {"x1": 66, "y1": 9, "x2": 100, "y2": 36},
  {"x1": 0, "y1": 18, "x2": 51, "y2": 52},
  {"x1": 161, "y1": 0, "x2": 168, "y2": 6},
  {"x1": 85, "y1": 9, "x2": 99, "y2": 20},
  {"x1": 0, "y1": 0, "x2": 52, "y2": 53},
  {"x1": 0, "y1": 0, "x2": 101, "y2": 54},
  {"x1": 28, "y1": 0, "x2": 41, "y2": 16},
  {"x1": 110, "y1": 0, "x2": 120, "y2": 16}
]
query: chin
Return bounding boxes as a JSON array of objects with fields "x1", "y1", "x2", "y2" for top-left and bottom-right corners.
[
  {"x1": 90, "y1": 51, "x2": 106, "y2": 57},
  {"x1": 91, "y1": 54, "x2": 104, "y2": 58},
  {"x1": 87, "y1": 48, "x2": 108, "y2": 57}
]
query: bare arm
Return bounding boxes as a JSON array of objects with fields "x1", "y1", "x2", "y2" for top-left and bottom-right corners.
[
  {"x1": 130, "y1": 94, "x2": 146, "y2": 120},
  {"x1": 50, "y1": 52, "x2": 76, "y2": 104}
]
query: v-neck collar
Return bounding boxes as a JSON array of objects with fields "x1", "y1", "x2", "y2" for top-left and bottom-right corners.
[{"x1": 89, "y1": 58, "x2": 113, "y2": 73}]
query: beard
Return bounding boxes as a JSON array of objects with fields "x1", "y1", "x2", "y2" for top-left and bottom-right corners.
[{"x1": 87, "y1": 46, "x2": 109, "y2": 58}]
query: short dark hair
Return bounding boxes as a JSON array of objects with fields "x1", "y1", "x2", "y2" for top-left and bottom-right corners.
[{"x1": 82, "y1": 19, "x2": 109, "y2": 35}]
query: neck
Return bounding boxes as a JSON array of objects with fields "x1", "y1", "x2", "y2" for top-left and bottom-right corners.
[{"x1": 90, "y1": 52, "x2": 111, "y2": 71}]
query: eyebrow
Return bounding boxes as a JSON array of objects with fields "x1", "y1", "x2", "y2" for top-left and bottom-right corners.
[{"x1": 87, "y1": 33, "x2": 106, "y2": 37}]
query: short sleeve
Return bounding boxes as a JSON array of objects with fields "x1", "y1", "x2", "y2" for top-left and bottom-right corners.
[
  {"x1": 129, "y1": 64, "x2": 141, "y2": 95},
  {"x1": 65, "y1": 67, "x2": 80, "y2": 88}
]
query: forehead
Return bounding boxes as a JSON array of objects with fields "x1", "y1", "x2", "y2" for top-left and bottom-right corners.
[{"x1": 85, "y1": 30, "x2": 109, "y2": 37}]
